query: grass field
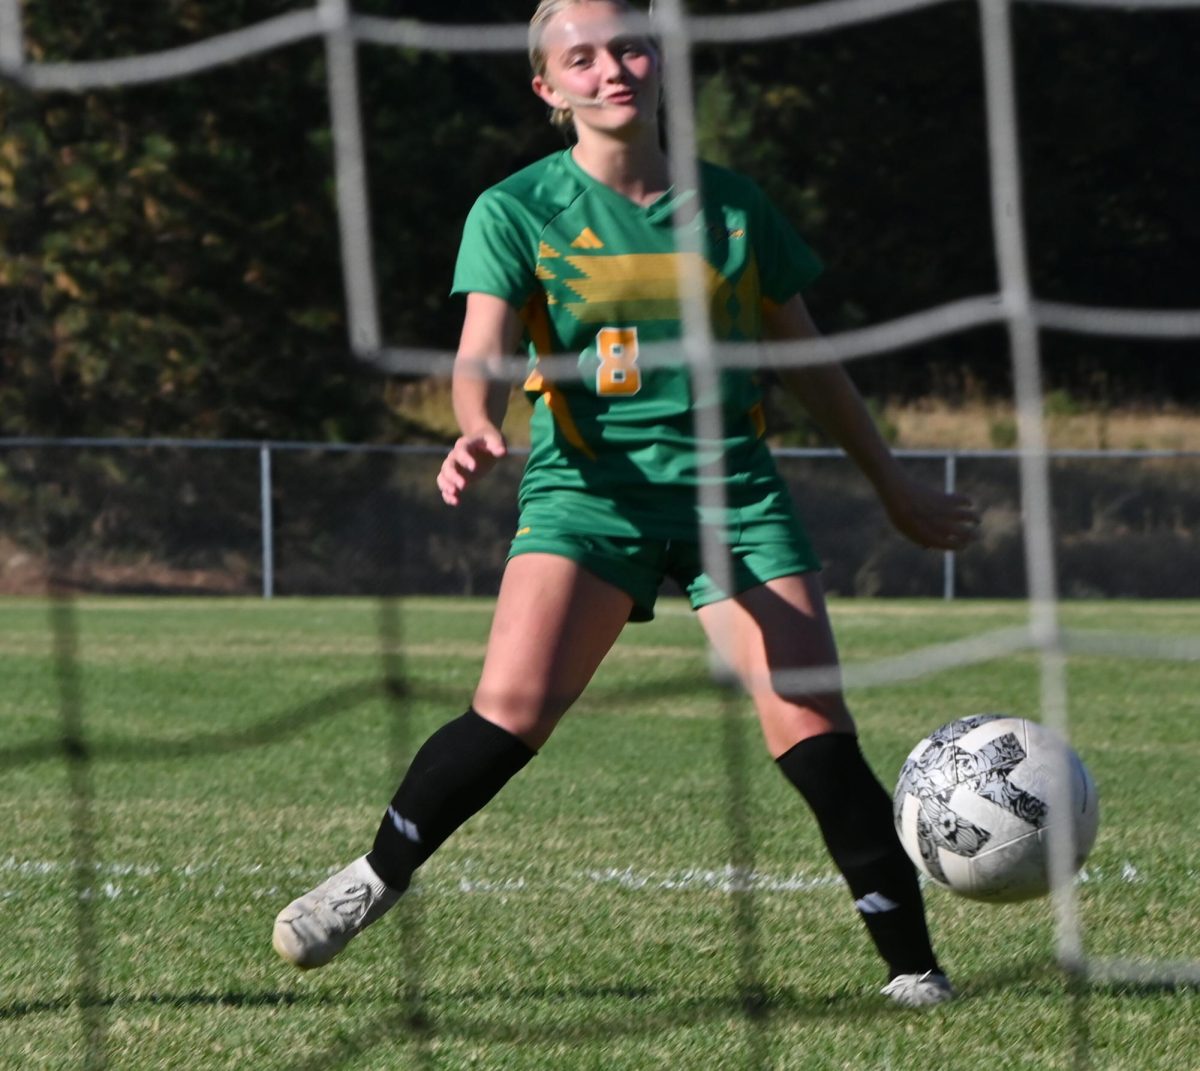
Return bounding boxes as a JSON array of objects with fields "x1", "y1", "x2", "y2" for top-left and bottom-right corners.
[{"x1": 1, "y1": 597, "x2": 1198, "y2": 1070}]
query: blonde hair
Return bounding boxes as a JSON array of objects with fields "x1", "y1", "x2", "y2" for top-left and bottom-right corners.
[{"x1": 528, "y1": 0, "x2": 639, "y2": 130}]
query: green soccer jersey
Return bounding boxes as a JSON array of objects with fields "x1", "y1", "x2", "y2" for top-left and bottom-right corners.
[{"x1": 451, "y1": 148, "x2": 822, "y2": 540}]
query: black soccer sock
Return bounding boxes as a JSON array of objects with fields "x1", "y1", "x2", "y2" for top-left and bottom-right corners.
[
  {"x1": 366, "y1": 708, "x2": 536, "y2": 893},
  {"x1": 777, "y1": 732, "x2": 940, "y2": 980}
]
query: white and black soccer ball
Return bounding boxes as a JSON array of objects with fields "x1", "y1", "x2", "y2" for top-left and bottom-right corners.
[{"x1": 893, "y1": 714, "x2": 1099, "y2": 903}]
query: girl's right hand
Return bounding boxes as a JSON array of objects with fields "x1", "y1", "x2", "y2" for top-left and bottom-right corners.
[{"x1": 436, "y1": 425, "x2": 508, "y2": 506}]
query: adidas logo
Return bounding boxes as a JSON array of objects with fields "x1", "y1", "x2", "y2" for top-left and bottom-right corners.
[
  {"x1": 570, "y1": 227, "x2": 604, "y2": 249},
  {"x1": 387, "y1": 807, "x2": 422, "y2": 844},
  {"x1": 854, "y1": 891, "x2": 900, "y2": 915}
]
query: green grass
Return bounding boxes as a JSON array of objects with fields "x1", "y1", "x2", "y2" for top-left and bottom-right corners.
[{"x1": 1, "y1": 597, "x2": 1198, "y2": 1070}]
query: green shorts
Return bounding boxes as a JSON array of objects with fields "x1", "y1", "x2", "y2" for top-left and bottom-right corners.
[{"x1": 507, "y1": 521, "x2": 821, "y2": 623}]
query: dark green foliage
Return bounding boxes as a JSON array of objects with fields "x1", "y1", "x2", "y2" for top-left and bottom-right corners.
[
  {"x1": 2, "y1": 1, "x2": 1198, "y2": 441},
  {"x1": 3, "y1": 1, "x2": 401, "y2": 441}
]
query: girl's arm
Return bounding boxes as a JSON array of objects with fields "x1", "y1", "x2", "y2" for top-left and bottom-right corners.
[
  {"x1": 437, "y1": 292, "x2": 523, "y2": 507},
  {"x1": 763, "y1": 294, "x2": 980, "y2": 550}
]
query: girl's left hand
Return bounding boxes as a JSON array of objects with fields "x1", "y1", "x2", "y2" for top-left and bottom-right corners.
[{"x1": 881, "y1": 472, "x2": 981, "y2": 551}]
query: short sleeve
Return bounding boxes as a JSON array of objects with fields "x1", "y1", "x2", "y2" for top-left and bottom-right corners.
[
  {"x1": 450, "y1": 189, "x2": 540, "y2": 307},
  {"x1": 749, "y1": 184, "x2": 823, "y2": 304}
]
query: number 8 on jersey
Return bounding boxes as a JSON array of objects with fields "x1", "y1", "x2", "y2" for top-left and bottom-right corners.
[{"x1": 595, "y1": 326, "x2": 641, "y2": 396}]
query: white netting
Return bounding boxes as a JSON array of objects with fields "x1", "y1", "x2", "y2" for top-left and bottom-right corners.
[{"x1": 5, "y1": 0, "x2": 1200, "y2": 1007}]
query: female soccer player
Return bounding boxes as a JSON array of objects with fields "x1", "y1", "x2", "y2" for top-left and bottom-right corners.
[{"x1": 273, "y1": 0, "x2": 979, "y2": 1008}]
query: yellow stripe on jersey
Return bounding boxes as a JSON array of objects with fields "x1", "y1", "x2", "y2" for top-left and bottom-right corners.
[
  {"x1": 521, "y1": 291, "x2": 554, "y2": 357},
  {"x1": 562, "y1": 252, "x2": 730, "y2": 325},
  {"x1": 730, "y1": 254, "x2": 763, "y2": 338},
  {"x1": 520, "y1": 291, "x2": 597, "y2": 460},
  {"x1": 748, "y1": 401, "x2": 766, "y2": 438},
  {"x1": 523, "y1": 367, "x2": 598, "y2": 460}
]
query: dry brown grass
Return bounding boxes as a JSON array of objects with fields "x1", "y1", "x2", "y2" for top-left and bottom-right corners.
[
  {"x1": 387, "y1": 378, "x2": 1200, "y2": 451},
  {"x1": 386, "y1": 378, "x2": 533, "y2": 443},
  {"x1": 882, "y1": 398, "x2": 1200, "y2": 450}
]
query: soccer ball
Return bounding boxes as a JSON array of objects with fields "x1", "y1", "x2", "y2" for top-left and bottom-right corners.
[{"x1": 892, "y1": 714, "x2": 1099, "y2": 903}]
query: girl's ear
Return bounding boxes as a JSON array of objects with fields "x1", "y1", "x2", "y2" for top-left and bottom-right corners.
[{"x1": 532, "y1": 75, "x2": 565, "y2": 111}]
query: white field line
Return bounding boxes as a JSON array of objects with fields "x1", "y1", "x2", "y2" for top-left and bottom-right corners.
[
  {"x1": 0, "y1": 855, "x2": 1156, "y2": 904},
  {"x1": 1085, "y1": 956, "x2": 1200, "y2": 988}
]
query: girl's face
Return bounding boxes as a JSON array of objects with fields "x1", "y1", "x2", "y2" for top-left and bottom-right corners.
[{"x1": 532, "y1": 2, "x2": 660, "y2": 136}]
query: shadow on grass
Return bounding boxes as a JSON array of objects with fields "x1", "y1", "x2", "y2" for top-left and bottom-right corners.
[
  {"x1": 0, "y1": 681, "x2": 385, "y2": 770},
  {"x1": 0, "y1": 672, "x2": 717, "y2": 772},
  {"x1": 6, "y1": 957, "x2": 1150, "y2": 1070},
  {"x1": 272, "y1": 959, "x2": 1061, "y2": 1071},
  {"x1": 949, "y1": 959, "x2": 1198, "y2": 1001},
  {"x1": 0, "y1": 989, "x2": 334, "y2": 1021}
]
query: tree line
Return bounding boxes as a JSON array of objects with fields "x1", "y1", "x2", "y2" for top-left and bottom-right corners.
[{"x1": 3, "y1": 0, "x2": 1198, "y2": 445}]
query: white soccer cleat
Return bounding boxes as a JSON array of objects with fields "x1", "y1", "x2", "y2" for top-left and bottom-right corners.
[
  {"x1": 880, "y1": 970, "x2": 956, "y2": 1008},
  {"x1": 272, "y1": 855, "x2": 400, "y2": 970}
]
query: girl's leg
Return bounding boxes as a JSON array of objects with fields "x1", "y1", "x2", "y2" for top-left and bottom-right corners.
[
  {"x1": 273, "y1": 554, "x2": 634, "y2": 969},
  {"x1": 696, "y1": 570, "x2": 853, "y2": 756},
  {"x1": 472, "y1": 552, "x2": 635, "y2": 747},
  {"x1": 697, "y1": 573, "x2": 950, "y2": 1001},
  {"x1": 366, "y1": 552, "x2": 632, "y2": 885}
]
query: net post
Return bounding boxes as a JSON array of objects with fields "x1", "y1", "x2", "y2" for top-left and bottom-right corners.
[
  {"x1": 979, "y1": 0, "x2": 1079, "y2": 970},
  {"x1": 260, "y1": 442, "x2": 275, "y2": 599},
  {"x1": 320, "y1": 0, "x2": 382, "y2": 354},
  {"x1": 0, "y1": 0, "x2": 23, "y2": 72},
  {"x1": 943, "y1": 451, "x2": 957, "y2": 600},
  {"x1": 654, "y1": 0, "x2": 735, "y2": 605},
  {"x1": 655, "y1": 0, "x2": 766, "y2": 1034}
]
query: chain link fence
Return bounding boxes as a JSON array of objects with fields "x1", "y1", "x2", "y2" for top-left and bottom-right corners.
[{"x1": 3, "y1": 437, "x2": 1199, "y2": 600}]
